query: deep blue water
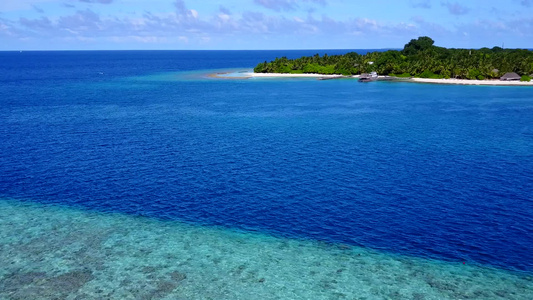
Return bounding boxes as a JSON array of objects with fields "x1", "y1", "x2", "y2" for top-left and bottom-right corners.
[{"x1": 0, "y1": 50, "x2": 532, "y2": 274}]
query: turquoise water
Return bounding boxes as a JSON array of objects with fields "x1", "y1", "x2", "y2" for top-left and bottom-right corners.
[
  {"x1": 1, "y1": 51, "x2": 532, "y2": 298},
  {"x1": 1, "y1": 198, "x2": 531, "y2": 299}
]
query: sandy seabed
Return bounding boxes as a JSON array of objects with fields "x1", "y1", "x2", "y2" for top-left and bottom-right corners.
[
  {"x1": 244, "y1": 72, "x2": 345, "y2": 78},
  {"x1": 1, "y1": 199, "x2": 532, "y2": 300}
]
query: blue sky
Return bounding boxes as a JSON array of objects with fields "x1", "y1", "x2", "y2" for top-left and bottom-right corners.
[{"x1": 0, "y1": 0, "x2": 532, "y2": 50}]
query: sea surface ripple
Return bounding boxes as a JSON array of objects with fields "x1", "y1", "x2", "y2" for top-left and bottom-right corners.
[{"x1": 0, "y1": 51, "x2": 532, "y2": 275}]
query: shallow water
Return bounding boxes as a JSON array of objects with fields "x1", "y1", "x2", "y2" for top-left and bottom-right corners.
[
  {"x1": 1, "y1": 50, "x2": 532, "y2": 298},
  {"x1": 1, "y1": 198, "x2": 532, "y2": 300}
]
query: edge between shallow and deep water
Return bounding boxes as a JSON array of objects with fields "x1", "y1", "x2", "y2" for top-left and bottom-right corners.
[
  {"x1": 1, "y1": 198, "x2": 532, "y2": 300},
  {"x1": 2, "y1": 52, "x2": 532, "y2": 299}
]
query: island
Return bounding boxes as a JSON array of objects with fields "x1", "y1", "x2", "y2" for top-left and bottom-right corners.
[{"x1": 253, "y1": 37, "x2": 533, "y2": 83}]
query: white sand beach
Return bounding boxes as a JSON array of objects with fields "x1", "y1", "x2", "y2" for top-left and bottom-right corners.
[
  {"x1": 410, "y1": 77, "x2": 533, "y2": 86},
  {"x1": 213, "y1": 71, "x2": 533, "y2": 86}
]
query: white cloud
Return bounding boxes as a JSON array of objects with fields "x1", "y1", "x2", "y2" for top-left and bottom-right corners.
[
  {"x1": 253, "y1": 0, "x2": 327, "y2": 12},
  {"x1": 218, "y1": 13, "x2": 230, "y2": 22},
  {"x1": 2, "y1": 0, "x2": 532, "y2": 49},
  {"x1": 190, "y1": 9, "x2": 198, "y2": 19}
]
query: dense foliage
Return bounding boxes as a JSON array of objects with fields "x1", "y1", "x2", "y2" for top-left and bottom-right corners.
[{"x1": 254, "y1": 37, "x2": 533, "y2": 79}]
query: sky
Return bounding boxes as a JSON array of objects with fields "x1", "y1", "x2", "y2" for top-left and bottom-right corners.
[{"x1": 0, "y1": 0, "x2": 532, "y2": 50}]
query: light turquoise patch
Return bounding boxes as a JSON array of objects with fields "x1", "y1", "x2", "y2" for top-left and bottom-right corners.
[{"x1": 0, "y1": 198, "x2": 531, "y2": 299}]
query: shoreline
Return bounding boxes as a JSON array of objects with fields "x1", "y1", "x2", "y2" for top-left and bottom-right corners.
[
  {"x1": 244, "y1": 72, "x2": 347, "y2": 78},
  {"x1": 409, "y1": 77, "x2": 533, "y2": 86},
  {"x1": 213, "y1": 71, "x2": 533, "y2": 86}
]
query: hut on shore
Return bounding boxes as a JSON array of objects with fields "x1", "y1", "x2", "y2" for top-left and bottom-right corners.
[{"x1": 500, "y1": 72, "x2": 521, "y2": 81}]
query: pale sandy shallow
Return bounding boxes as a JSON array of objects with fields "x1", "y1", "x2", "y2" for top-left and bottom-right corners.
[
  {"x1": 243, "y1": 72, "x2": 349, "y2": 78},
  {"x1": 1, "y1": 199, "x2": 532, "y2": 299},
  {"x1": 230, "y1": 72, "x2": 533, "y2": 86}
]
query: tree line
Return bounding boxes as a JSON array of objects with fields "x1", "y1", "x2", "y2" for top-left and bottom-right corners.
[{"x1": 253, "y1": 37, "x2": 533, "y2": 80}]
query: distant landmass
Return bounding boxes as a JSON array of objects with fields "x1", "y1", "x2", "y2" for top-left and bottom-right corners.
[{"x1": 254, "y1": 37, "x2": 533, "y2": 81}]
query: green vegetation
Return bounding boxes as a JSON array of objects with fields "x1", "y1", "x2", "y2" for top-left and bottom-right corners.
[
  {"x1": 521, "y1": 75, "x2": 532, "y2": 82},
  {"x1": 254, "y1": 37, "x2": 533, "y2": 79}
]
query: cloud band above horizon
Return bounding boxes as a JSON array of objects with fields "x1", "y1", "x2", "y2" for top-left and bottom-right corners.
[{"x1": 0, "y1": 0, "x2": 531, "y2": 50}]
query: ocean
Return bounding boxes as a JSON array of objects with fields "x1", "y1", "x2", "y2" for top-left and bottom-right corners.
[{"x1": 0, "y1": 50, "x2": 532, "y2": 299}]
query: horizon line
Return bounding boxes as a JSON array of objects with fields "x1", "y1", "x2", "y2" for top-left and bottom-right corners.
[
  {"x1": 2, "y1": 47, "x2": 532, "y2": 52},
  {"x1": 1, "y1": 48, "x2": 401, "y2": 52}
]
